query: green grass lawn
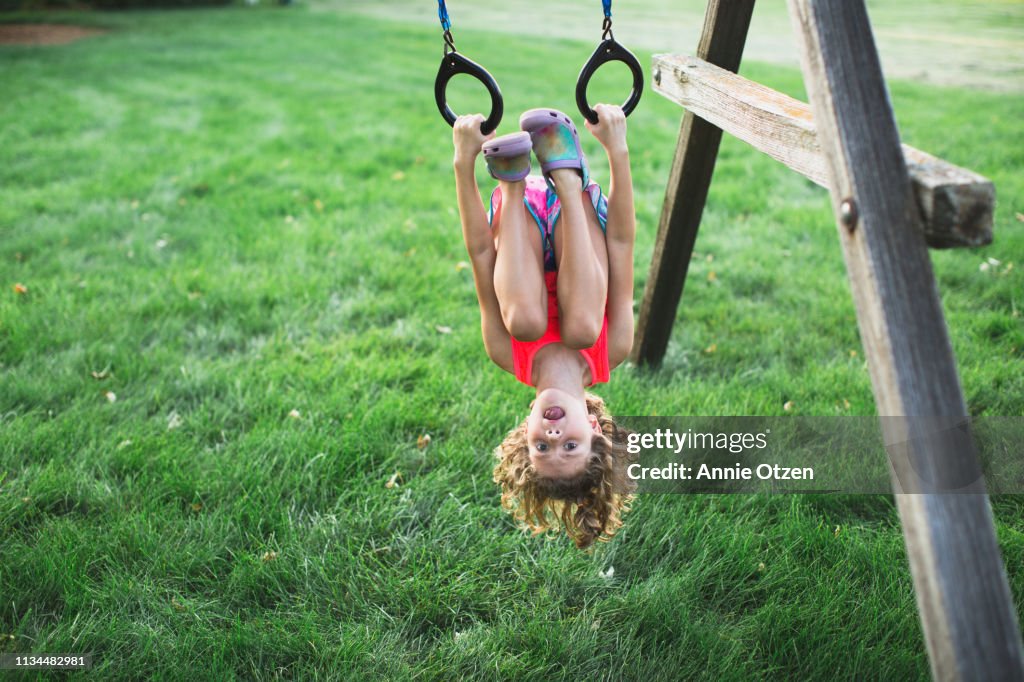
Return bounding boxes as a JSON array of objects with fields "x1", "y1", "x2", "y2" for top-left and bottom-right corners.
[{"x1": 1, "y1": 6, "x2": 1023, "y2": 680}]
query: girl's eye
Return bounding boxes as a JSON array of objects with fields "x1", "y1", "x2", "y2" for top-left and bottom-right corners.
[
  {"x1": 565, "y1": 442, "x2": 577, "y2": 451},
  {"x1": 535, "y1": 442, "x2": 549, "y2": 452}
]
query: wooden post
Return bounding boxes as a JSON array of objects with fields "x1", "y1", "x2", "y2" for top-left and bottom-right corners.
[
  {"x1": 630, "y1": 0, "x2": 756, "y2": 367},
  {"x1": 788, "y1": 0, "x2": 1024, "y2": 679}
]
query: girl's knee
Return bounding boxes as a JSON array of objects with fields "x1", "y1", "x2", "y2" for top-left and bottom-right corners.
[
  {"x1": 560, "y1": 312, "x2": 602, "y2": 350},
  {"x1": 503, "y1": 304, "x2": 546, "y2": 342}
]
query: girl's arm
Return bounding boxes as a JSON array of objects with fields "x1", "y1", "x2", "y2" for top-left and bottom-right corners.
[
  {"x1": 453, "y1": 115, "x2": 514, "y2": 373},
  {"x1": 586, "y1": 104, "x2": 636, "y2": 369}
]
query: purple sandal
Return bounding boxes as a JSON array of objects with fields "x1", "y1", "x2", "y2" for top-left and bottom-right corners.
[
  {"x1": 482, "y1": 131, "x2": 533, "y2": 182},
  {"x1": 519, "y1": 108, "x2": 589, "y2": 187}
]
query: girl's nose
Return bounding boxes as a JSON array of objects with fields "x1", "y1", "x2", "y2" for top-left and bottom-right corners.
[{"x1": 546, "y1": 427, "x2": 560, "y2": 436}]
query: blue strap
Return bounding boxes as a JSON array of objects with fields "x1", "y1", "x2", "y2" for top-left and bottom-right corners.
[
  {"x1": 438, "y1": 0, "x2": 451, "y2": 31},
  {"x1": 602, "y1": 0, "x2": 611, "y2": 18}
]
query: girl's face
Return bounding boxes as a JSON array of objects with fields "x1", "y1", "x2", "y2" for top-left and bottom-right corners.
[{"x1": 526, "y1": 388, "x2": 602, "y2": 479}]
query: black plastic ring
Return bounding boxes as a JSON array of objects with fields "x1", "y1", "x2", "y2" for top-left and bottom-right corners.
[
  {"x1": 435, "y1": 51, "x2": 503, "y2": 135},
  {"x1": 575, "y1": 38, "x2": 644, "y2": 125}
]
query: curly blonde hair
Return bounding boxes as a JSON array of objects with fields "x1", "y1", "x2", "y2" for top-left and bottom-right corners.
[{"x1": 492, "y1": 392, "x2": 637, "y2": 549}]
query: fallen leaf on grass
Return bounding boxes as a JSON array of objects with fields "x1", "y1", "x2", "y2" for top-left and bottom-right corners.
[
  {"x1": 392, "y1": 171, "x2": 406, "y2": 181},
  {"x1": 91, "y1": 367, "x2": 111, "y2": 380},
  {"x1": 601, "y1": 565, "x2": 615, "y2": 579},
  {"x1": 171, "y1": 598, "x2": 187, "y2": 612},
  {"x1": 417, "y1": 434, "x2": 432, "y2": 449},
  {"x1": 117, "y1": 440, "x2": 132, "y2": 450},
  {"x1": 104, "y1": 391, "x2": 117, "y2": 403},
  {"x1": 1016, "y1": 212, "x2": 1024, "y2": 223},
  {"x1": 435, "y1": 325, "x2": 452, "y2": 335},
  {"x1": 385, "y1": 471, "x2": 403, "y2": 489},
  {"x1": 704, "y1": 343, "x2": 717, "y2": 355},
  {"x1": 314, "y1": 199, "x2": 324, "y2": 212},
  {"x1": 757, "y1": 562, "x2": 766, "y2": 573},
  {"x1": 191, "y1": 502, "x2": 202, "y2": 512},
  {"x1": 783, "y1": 400, "x2": 794, "y2": 412},
  {"x1": 834, "y1": 525, "x2": 842, "y2": 537},
  {"x1": 13, "y1": 283, "x2": 28, "y2": 294},
  {"x1": 288, "y1": 409, "x2": 301, "y2": 420},
  {"x1": 455, "y1": 261, "x2": 470, "y2": 272},
  {"x1": 980, "y1": 257, "x2": 1003, "y2": 273},
  {"x1": 261, "y1": 551, "x2": 278, "y2": 563},
  {"x1": 707, "y1": 270, "x2": 717, "y2": 283},
  {"x1": 167, "y1": 412, "x2": 183, "y2": 430}
]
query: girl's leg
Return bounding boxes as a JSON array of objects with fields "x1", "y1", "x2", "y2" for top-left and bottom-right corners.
[
  {"x1": 493, "y1": 180, "x2": 547, "y2": 341},
  {"x1": 550, "y1": 169, "x2": 608, "y2": 349}
]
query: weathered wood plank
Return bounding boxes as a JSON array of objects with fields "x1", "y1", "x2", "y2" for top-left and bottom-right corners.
[
  {"x1": 788, "y1": 0, "x2": 1024, "y2": 680},
  {"x1": 652, "y1": 53, "x2": 994, "y2": 248},
  {"x1": 631, "y1": 0, "x2": 756, "y2": 367}
]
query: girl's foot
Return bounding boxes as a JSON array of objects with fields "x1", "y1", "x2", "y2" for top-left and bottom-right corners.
[
  {"x1": 482, "y1": 132, "x2": 533, "y2": 182},
  {"x1": 519, "y1": 108, "x2": 590, "y2": 188}
]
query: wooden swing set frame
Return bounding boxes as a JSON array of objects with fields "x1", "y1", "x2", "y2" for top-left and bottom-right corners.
[{"x1": 633, "y1": 1, "x2": 1024, "y2": 679}]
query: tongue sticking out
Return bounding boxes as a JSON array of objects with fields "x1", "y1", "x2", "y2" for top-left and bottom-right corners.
[{"x1": 543, "y1": 406, "x2": 565, "y2": 421}]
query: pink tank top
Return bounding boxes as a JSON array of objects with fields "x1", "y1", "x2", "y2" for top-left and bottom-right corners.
[{"x1": 510, "y1": 270, "x2": 610, "y2": 387}]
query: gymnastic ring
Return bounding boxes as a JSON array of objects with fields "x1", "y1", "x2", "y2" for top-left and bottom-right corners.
[
  {"x1": 575, "y1": 38, "x2": 644, "y2": 124},
  {"x1": 435, "y1": 51, "x2": 503, "y2": 135}
]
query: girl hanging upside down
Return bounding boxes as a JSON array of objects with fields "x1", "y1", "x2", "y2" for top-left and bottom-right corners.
[{"x1": 452, "y1": 104, "x2": 638, "y2": 549}]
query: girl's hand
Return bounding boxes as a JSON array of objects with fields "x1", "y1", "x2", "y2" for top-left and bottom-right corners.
[
  {"x1": 453, "y1": 114, "x2": 494, "y2": 169},
  {"x1": 584, "y1": 104, "x2": 628, "y2": 156}
]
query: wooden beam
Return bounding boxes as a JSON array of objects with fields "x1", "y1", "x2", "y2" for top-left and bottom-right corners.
[
  {"x1": 652, "y1": 54, "x2": 994, "y2": 248},
  {"x1": 788, "y1": 0, "x2": 1024, "y2": 680},
  {"x1": 631, "y1": 0, "x2": 756, "y2": 367}
]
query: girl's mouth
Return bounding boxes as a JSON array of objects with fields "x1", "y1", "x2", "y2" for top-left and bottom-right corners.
[{"x1": 543, "y1": 406, "x2": 565, "y2": 421}]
